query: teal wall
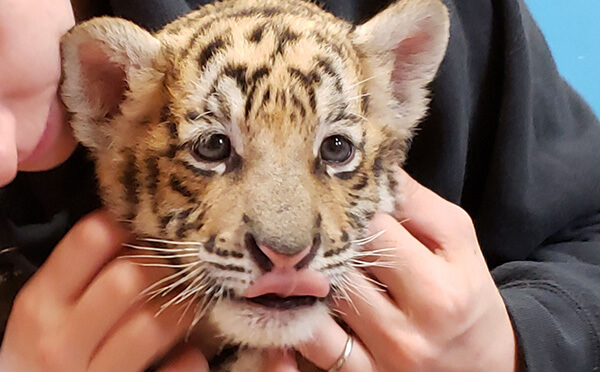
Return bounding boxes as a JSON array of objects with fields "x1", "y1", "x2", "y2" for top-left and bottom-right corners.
[{"x1": 526, "y1": 1, "x2": 600, "y2": 116}]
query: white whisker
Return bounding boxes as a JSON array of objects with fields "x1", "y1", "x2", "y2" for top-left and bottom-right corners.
[
  {"x1": 339, "y1": 274, "x2": 373, "y2": 306},
  {"x1": 142, "y1": 264, "x2": 202, "y2": 301},
  {"x1": 157, "y1": 279, "x2": 203, "y2": 316},
  {"x1": 133, "y1": 262, "x2": 201, "y2": 269},
  {"x1": 178, "y1": 291, "x2": 200, "y2": 325},
  {"x1": 346, "y1": 112, "x2": 368, "y2": 122},
  {"x1": 331, "y1": 277, "x2": 359, "y2": 315},
  {"x1": 122, "y1": 243, "x2": 197, "y2": 253},
  {"x1": 119, "y1": 253, "x2": 199, "y2": 260},
  {"x1": 137, "y1": 237, "x2": 203, "y2": 246},
  {"x1": 348, "y1": 271, "x2": 388, "y2": 290},
  {"x1": 353, "y1": 247, "x2": 397, "y2": 256},
  {"x1": 348, "y1": 259, "x2": 396, "y2": 269},
  {"x1": 348, "y1": 73, "x2": 385, "y2": 88},
  {"x1": 347, "y1": 93, "x2": 371, "y2": 101},
  {"x1": 351, "y1": 229, "x2": 386, "y2": 245},
  {"x1": 189, "y1": 110, "x2": 214, "y2": 121}
]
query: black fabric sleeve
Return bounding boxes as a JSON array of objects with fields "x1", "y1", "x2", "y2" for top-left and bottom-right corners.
[
  {"x1": 477, "y1": 1, "x2": 600, "y2": 369},
  {"x1": 422, "y1": 0, "x2": 600, "y2": 370}
]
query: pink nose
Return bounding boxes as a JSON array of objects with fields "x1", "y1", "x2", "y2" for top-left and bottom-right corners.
[
  {"x1": 245, "y1": 233, "x2": 320, "y2": 272},
  {"x1": 258, "y1": 244, "x2": 313, "y2": 270}
]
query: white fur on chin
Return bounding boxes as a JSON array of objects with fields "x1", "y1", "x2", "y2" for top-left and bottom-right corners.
[{"x1": 209, "y1": 299, "x2": 330, "y2": 348}]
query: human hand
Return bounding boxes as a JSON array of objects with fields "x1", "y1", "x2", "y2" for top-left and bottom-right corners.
[
  {"x1": 285, "y1": 168, "x2": 518, "y2": 371},
  {"x1": 0, "y1": 0, "x2": 78, "y2": 186},
  {"x1": 0, "y1": 210, "x2": 209, "y2": 372}
]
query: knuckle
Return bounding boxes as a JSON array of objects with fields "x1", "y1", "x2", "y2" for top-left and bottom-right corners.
[
  {"x1": 398, "y1": 174, "x2": 421, "y2": 204},
  {"x1": 36, "y1": 336, "x2": 71, "y2": 371},
  {"x1": 12, "y1": 286, "x2": 43, "y2": 324},
  {"x1": 70, "y1": 212, "x2": 124, "y2": 252},
  {"x1": 387, "y1": 335, "x2": 433, "y2": 371},
  {"x1": 439, "y1": 286, "x2": 471, "y2": 322},
  {"x1": 105, "y1": 260, "x2": 146, "y2": 298},
  {"x1": 450, "y1": 205, "x2": 475, "y2": 232},
  {"x1": 379, "y1": 321, "x2": 405, "y2": 355},
  {"x1": 131, "y1": 310, "x2": 175, "y2": 350}
]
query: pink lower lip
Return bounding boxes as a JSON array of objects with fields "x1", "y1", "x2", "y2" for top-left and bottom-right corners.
[{"x1": 18, "y1": 99, "x2": 62, "y2": 166}]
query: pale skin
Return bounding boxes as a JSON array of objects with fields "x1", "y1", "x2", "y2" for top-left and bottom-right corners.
[{"x1": 0, "y1": 1, "x2": 517, "y2": 371}]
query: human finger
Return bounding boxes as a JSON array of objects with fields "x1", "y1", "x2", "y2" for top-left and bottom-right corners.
[
  {"x1": 297, "y1": 316, "x2": 376, "y2": 372},
  {"x1": 361, "y1": 213, "x2": 445, "y2": 304},
  {"x1": 156, "y1": 344, "x2": 209, "y2": 372},
  {"x1": 264, "y1": 349, "x2": 299, "y2": 372},
  {"x1": 330, "y1": 272, "x2": 407, "y2": 366},
  {"x1": 88, "y1": 294, "x2": 195, "y2": 372},
  {"x1": 65, "y1": 257, "x2": 173, "y2": 364},
  {"x1": 393, "y1": 168, "x2": 478, "y2": 260},
  {"x1": 33, "y1": 210, "x2": 129, "y2": 303}
]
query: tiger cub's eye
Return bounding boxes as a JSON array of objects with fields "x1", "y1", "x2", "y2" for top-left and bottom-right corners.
[
  {"x1": 192, "y1": 134, "x2": 231, "y2": 162},
  {"x1": 320, "y1": 135, "x2": 354, "y2": 164}
]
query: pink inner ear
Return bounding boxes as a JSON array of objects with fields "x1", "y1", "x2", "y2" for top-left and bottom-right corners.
[
  {"x1": 78, "y1": 41, "x2": 128, "y2": 118},
  {"x1": 392, "y1": 31, "x2": 434, "y2": 83}
]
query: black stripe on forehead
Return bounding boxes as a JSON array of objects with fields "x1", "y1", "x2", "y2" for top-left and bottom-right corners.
[
  {"x1": 180, "y1": 20, "x2": 221, "y2": 60},
  {"x1": 325, "y1": 103, "x2": 350, "y2": 123},
  {"x1": 222, "y1": 64, "x2": 248, "y2": 94},
  {"x1": 242, "y1": 67, "x2": 272, "y2": 119},
  {"x1": 178, "y1": 1, "x2": 344, "y2": 60},
  {"x1": 288, "y1": 67, "x2": 320, "y2": 112},
  {"x1": 248, "y1": 23, "x2": 267, "y2": 43},
  {"x1": 250, "y1": 66, "x2": 271, "y2": 84},
  {"x1": 315, "y1": 56, "x2": 343, "y2": 93},
  {"x1": 310, "y1": 31, "x2": 351, "y2": 62},
  {"x1": 360, "y1": 87, "x2": 370, "y2": 116},
  {"x1": 198, "y1": 37, "x2": 228, "y2": 71},
  {"x1": 179, "y1": 7, "x2": 282, "y2": 59},
  {"x1": 291, "y1": 93, "x2": 307, "y2": 119},
  {"x1": 288, "y1": 67, "x2": 321, "y2": 87},
  {"x1": 273, "y1": 27, "x2": 300, "y2": 57}
]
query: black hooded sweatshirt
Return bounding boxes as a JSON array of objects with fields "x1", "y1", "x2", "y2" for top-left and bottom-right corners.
[{"x1": 1, "y1": 0, "x2": 599, "y2": 370}]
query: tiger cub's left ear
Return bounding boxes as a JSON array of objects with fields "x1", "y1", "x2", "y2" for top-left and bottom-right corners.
[
  {"x1": 61, "y1": 17, "x2": 162, "y2": 151},
  {"x1": 352, "y1": 0, "x2": 449, "y2": 125}
]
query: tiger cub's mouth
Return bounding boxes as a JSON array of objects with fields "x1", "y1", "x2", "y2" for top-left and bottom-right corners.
[
  {"x1": 242, "y1": 234, "x2": 331, "y2": 304},
  {"x1": 247, "y1": 294, "x2": 320, "y2": 310},
  {"x1": 241, "y1": 268, "x2": 330, "y2": 311}
]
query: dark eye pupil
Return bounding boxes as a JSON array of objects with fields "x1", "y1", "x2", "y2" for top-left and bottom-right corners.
[
  {"x1": 192, "y1": 134, "x2": 231, "y2": 162},
  {"x1": 320, "y1": 135, "x2": 353, "y2": 163}
]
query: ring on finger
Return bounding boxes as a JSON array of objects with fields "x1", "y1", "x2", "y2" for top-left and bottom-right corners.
[{"x1": 328, "y1": 333, "x2": 354, "y2": 372}]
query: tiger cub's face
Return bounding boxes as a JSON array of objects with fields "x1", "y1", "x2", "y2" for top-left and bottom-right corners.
[{"x1": 61, "y1": 0, "x2": 449, "y2": 347}]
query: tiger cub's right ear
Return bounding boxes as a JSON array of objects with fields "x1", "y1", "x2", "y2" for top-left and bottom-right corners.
[{"x1": 60, "y1": 17, "x2": 162, "y2": 150}]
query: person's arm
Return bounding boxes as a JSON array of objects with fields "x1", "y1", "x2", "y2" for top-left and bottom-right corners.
[
  {"x1": 494, "y1": 215, "x2": 600, "y2": 371},
  {"x1": 411, "y1": 0, "x2": 600, "y2": 369}
]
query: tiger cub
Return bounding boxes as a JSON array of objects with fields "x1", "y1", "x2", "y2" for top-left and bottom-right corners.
[{"x1": 60, "y1": 0, "x2": 449, "y2": 369}]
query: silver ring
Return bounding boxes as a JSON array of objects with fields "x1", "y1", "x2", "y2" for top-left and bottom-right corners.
[{"x1": 328, "y1": 334, "x2": 354, "y2": 372}]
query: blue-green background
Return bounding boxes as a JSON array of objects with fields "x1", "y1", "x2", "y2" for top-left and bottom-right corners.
[{"x1": 527, "y1": 1, "x2": 599, "y2": 116}]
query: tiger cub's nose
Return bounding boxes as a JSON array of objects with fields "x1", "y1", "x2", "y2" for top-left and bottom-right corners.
[{"x1": 245, "y1": 233, "x2": 319, "y2": 272}]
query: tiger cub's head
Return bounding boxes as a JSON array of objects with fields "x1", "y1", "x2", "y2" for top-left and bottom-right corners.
[{"x1": 61, "y1": 0, "x2": 449, "y2": 347}]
